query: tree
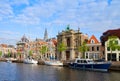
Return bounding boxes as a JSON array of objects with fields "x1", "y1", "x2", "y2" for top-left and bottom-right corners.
[
  {"x1": 8, "y1": 50, "x2": 11, "y2": 58},
  {"x1": 29, "y1": 50, "x2": 33, "y2": 57},
  {"x1": 107, "y1": 36, "x2": 120, "y2": 61},
  {"x1": 39, "y1": 45, "x2": 48, "y2": 59},
  {"x1": 0, "y1": 51, "x2": 2, "y2": 58},
  {"x1": 57, "y1": 42, "x2": 67, "y2": 60},
  {"x1": 78, "y1": 41, "x2": 88, "y2": 58},
  {"x1": 57, "y1": 42, "x2": 67, "y2": 53},
  {"x1": 17, "y1": 52, "x2": 21, "y2": 60}
]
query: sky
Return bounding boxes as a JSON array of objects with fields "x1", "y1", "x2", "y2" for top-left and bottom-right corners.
[{"x1": 0, "y1": 0, "x2": 120, "y2": 46}]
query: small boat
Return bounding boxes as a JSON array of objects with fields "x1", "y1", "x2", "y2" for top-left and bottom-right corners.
[
  {"x1": 44, "y1": 60, "x2": 63, "y2": 66},
  {"x1": 6, "y1": 58, "x2": 12, "y2": 63},
  {"x1": 24, "y1": 58, "x2": 38, "y2": 64},
  {"x1": 69, "y1": 58, "x2": 111, "y2": 72},
  {"x1": 7, "y1": 60, "x2": 12, "y2": 63}
]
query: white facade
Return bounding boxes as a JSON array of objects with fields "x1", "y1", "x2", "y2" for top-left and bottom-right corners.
[
  {"x1": 86, "y1": 43, "x2": 103, "y2": 60},
  {"x1": 105, "y1": 38, "x2": 120, "y2": 61}
]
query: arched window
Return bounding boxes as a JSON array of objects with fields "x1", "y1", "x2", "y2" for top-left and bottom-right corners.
[{"x1": 91, "y1": 39, "x2": 95, "y2": 44}]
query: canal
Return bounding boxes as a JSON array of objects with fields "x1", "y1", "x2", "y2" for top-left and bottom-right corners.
[{"x1": 0, "y1": 62, "x2": 120, "y2": 81}]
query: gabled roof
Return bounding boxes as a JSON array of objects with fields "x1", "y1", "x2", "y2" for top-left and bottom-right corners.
[{"x1": 87, "y1": 35, "x2": 100, "y2": 44}]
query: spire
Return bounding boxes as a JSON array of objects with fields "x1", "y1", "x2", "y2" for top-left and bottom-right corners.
[{"x1": 44, "y1": 28, "x2": 48, "y2": 41}]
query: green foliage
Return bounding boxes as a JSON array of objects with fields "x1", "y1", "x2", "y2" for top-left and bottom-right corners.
[
  {"x1": 29, "y1": 50, "x2": 33, "y2": 56},
  {"x1": 39, "y1": 46, "x2": 48, "y2": 55},
  {"x1": 8, "y1": 50, "x2": 11, "y2": 57},
  {"x1": 78, "y1": 41, "x2": 88, "y2": 58},
  {"x1": 57, "y1": 42, "x2": 67, "y2": 52},
  {"x1": 107, "y1": 36, "x2": 120, "y2": 60},
  {"x1": 107, "y1": 36, "x2": 119, "y2": 51},
  {"x1": 0, "y1": 51, "x2": 2, "y2": 57},
  {"x1": 17, "y1": 52, "x2": 21, "y2": 56}
]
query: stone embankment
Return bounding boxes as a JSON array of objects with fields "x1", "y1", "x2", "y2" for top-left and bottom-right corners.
[
  {"x1": 109, "y1": 62, "x2": 120, "y2": 71},
  {"x1": 0, "y1": 58, "x2": 120, "y2": 71}
]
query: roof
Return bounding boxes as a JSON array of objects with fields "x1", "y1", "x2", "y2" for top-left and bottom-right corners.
[
  {"x1": 100, "y1": 28, "x2": 120, "y2": 45},
  {"x1": 87, "y1": 35, "x2": 100, "y2": 44}
]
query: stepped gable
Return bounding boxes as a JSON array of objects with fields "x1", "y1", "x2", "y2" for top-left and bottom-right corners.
[{"x1": 100, "y1": 28, "x2": 120, "y2": 45}]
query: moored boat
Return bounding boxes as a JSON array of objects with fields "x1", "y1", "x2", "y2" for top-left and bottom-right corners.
[
  {"x1": 6, "y1": 59, "x2": 12, "y2": 63},
  {"x1": 44, "y1": 60, "x2": 63, "y2": 66},
  {"x1": 24, "y1": 58, "x2": 38, "y2": 64},
  {"x1": 69, "y1": 58, "x2": 111, "y2": 72},
  {"x1": 6, "y1": 58, "x2": 12, "y2": 63}
]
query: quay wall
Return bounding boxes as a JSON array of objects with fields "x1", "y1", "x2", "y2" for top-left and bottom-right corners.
[
  {"x1": 109, "y1": 62, "x2": 120, "y2": 71},
  {"x1": 0, "y1": 58, "x2": 120, "y2": 71}
]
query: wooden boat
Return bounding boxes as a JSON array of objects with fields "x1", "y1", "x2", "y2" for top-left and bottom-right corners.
[{"x1": 69, "y1": 58, "x2": 111, "y2": 72}]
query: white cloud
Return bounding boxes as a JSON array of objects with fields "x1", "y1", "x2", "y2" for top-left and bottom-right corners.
[
  {"x1": 0, "y1": 0, "x2": 120, "y2": 42},
  {"x1": 0, "y1": 30, "x2": 20, "y2": 35},
  {"x1": 10, "y1": 0, "x2": 29, "y2": 5},
  {"x1": 0, "y1": 2, "x2": 13, "y2": 21},
  {"x1": 12, "y1": 14, "x2": 40, "y2": 24}
]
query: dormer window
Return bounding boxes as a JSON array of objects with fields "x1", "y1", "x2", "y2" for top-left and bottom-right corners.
[{"x1": 91, "y1": 39, "x2": 95, "y2": 44}]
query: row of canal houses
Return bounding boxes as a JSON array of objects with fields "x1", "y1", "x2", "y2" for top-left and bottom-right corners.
[{"x1": 0, "y1": 27, "x2": 120, "y2": 62}]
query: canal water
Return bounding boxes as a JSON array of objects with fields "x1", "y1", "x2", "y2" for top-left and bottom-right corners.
[{"x1": 0, "y1": 62, "x2": 120, "y2": 81}]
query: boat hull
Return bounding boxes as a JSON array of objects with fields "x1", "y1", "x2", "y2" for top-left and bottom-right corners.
[
  {"x1": 24, "y1": 59, "x2": 38, "y2": 64},
  {"x1": 44, "y1": 61, "x2": 63, "y2": 66},
  {"x1": 69, "y1": 62, "x2": 111, "y2": 72}
]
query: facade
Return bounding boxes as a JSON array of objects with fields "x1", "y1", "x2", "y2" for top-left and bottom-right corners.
[
  {"x1": 57, "y1": 27, "x2": 88, "y2": 60},
  {"x1": 85, "y1": 35, "x2": 104, "y2": 60},
  {"x1": 16, "y1": 35, "x2": 29, "y2": 59},
  {"x1": 0, "y1": 44, "x2": 17, "y2": 58},
  {"x1": 16, "y1": 30, "x2": 57, "y2": 60},
  {"x1": 105, "y1": 38, "x2": 120, "y2": 61},
  {"x1": 100, "y1": 28, "x2": 120, "y2": 61},
  {"x1": 100, "y1": 28, "x2": 120, "y2": 45}
]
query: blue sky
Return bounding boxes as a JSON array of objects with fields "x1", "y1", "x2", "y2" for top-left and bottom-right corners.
[{"x1": 0, "y1": 0, "x2": 120, "y2": 45}]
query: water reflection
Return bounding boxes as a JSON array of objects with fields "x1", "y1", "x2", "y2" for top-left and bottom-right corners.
[{"x1": 0, "y1": 62, "x2": 120, "y2": 81}]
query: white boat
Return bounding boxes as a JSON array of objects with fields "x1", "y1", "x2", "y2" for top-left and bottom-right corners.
[
  {"x1": 44, "y1": 60, "x2": 63, "y2": 66},
  {"x1": 7, "y1": 60, "x2": 12, "y2": 63},
  {"x1": 6, "y1": 58, "x2": 12, "y2": 63},
  {"x1": 24, "y1": 58, "x2": 38, "y2": 64}
]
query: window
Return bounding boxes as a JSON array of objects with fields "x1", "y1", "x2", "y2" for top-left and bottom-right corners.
[
  {"x1": 91, "y1": 39, "x2": 95, "y2": 44},
  {"x1": 107, "y1": 47, "x2": 110, "y2": 51},
  {"x1": 92, "y1": 47, "x2": 94, "y2": 51},
  {"x1": 84, "y1": 60, "x2": 87, "y2": 63},
  {"x1": 77, "y1": 60, "x2": 80, "y2": 63},
  {"x1": 97, "y1": 47, "x2": 99, "y2": 51},
  {"x1": 118, "y1": 48, "x2": 120, "y2": 51},
  {"x1": 67, "y1": 37, "x2": 70, "y2": 47},
  {"x1": 115, "y1": 40, "x2": 118, "y2": 45},
  {"x1": 112, "y1": 47, "x2": 115, "y2": 51}
]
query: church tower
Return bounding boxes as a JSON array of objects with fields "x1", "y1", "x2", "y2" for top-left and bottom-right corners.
[{"x1": 44, "y1": 28, "x2": 48, "y2": 41}]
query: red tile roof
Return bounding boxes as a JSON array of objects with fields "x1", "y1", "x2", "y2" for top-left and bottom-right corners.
[{"x1": 88, "y1": 35, "x2": 100, "y2": 44}]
